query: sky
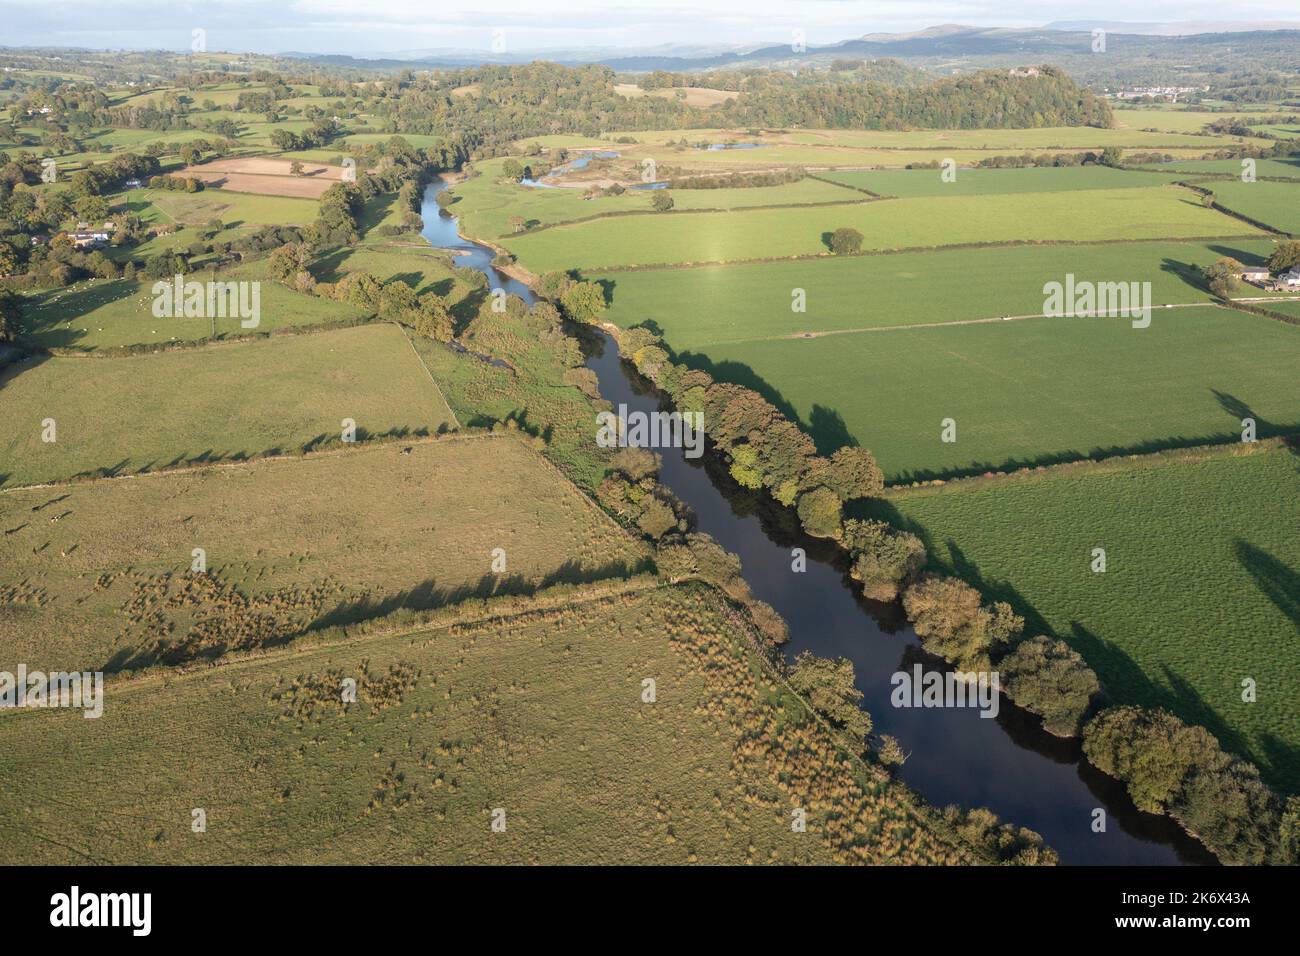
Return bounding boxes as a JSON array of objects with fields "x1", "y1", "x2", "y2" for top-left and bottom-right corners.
[{"x1": 2, "y1": 0, "x2": 1299, "y2": 56}]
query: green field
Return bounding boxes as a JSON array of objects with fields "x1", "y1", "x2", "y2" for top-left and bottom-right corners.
[
  {"x1": 1198, "y1": 179, "x2": 1300, "y2": 234},
  {"x1": 597, "y1": 240, "x2": 1277, "y2": 350},
  {"x1": 114, "y1": 186, "x2": 319, "y2": 228},
  {"x1": 683, "y1": 306, "x2": 1300, "y2": 479},
  {"x1": 1139, "y1": 157, "x2": 1300, "y2": 179},
  {"x1": 875, "y1": 443, "x2": 1300, "y2": 791},
  {"x1": 818, "y1": 166, "x2": 1184, "y2": 197},
  {"x1": 0, "y1": 323, "x2": 453, "y2": 487},
  {"x1": 0, "y1": 434, "x2": 647, "y2": 672},
  {"x1": 0, "y1": 582, "x2": 969, "y2": 864},
  {"x1": 17, "y1": 273, "x2": 369, "y2": 351},
  {"x1": 502, "y1": 187, "x2": 1259, "y2": 271},
  {"x1": 448, "y1": 158, "x2": 862, "y2": 238}
]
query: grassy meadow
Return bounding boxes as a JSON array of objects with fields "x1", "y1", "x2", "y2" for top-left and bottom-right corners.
[
  {"x1": 1198, "y1": 179, "x2": 1300, "y2": 234},
  {"x1": 818, "y1": 166, "x2": 1185, "y2": 197},
  {"x1": 0, "y1": 323, "x2": 454, "y2": 487},
  {"x1": 0, "y1": 583, "x2": 971, "y2": 865},
  {"x1": 874, "y1": 442, "x2": 1300, "y2": 791},
  {"x1": 502, "y1": 187, "x2": 1259, "y2": 271},
  {"x1": 0, "y1": 435, "x2": 647, "y2": 673}
]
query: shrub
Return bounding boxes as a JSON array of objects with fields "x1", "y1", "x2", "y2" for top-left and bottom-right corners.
[{"x1": 788, "y1": 652, "x2": 871, "y2": 744}]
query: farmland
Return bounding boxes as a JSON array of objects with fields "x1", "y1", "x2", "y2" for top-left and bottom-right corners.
[
  {"x1": 1197, "y1": 179, "x2": 1300, "y2": 234},
  {"x1": 0, "y1": 323, "x2": 454, "y2": 487},
  {"x1": 874, "y1": 442, "x2": 1300, "y2": 791},
  {"x1": 817, "y1": 166, "x2": 1185, "y2": 197},
  {"x1": 0, "y1": 435, "x2": 647, "y2": 673},
  {"x1": 502, "y1": 187, "x2": 1259, "y2": 271},
  {"x1": 596, "y1": 239, "x2": 1276, "y2": 350},
  {"x1": 682, "y1": 306, "x2": 1300, "y2": 480},
  {"x1": 0, "y1": 582, "x2": 973, "y2": 865}
]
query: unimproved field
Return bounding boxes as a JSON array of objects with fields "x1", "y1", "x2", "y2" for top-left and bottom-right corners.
[
  {"x1": 0, "y1": 583, "x2": 970, "y2": 864},
  {"x1": 501, "y1": 187, "x2": 1259, "y2": 271},
  {"x1": 874, "y1": 443, "x2": 1300, "y2": 791},
  {"x1": 0, "y1": 323, "x2": 453, "y2": 487},
  {"x1": 0, "y1": 435, "x2": 647, "y2": 673},
  {"x1": 682, "y1": 306, "x2": 1300, "y2": 479},
  {"x1": 597, "y1": 240, "x2": 1277, "y2": 351}
]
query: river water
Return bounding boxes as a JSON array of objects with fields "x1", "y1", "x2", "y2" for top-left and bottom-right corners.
[{"x1": 419, "y1": 180, "x2": 1213, "y2": 866}]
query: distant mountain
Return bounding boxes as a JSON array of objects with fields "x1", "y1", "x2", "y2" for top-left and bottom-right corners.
[{"x1": 1045, "y1": 20, "x2": 1300, "y2": 36}]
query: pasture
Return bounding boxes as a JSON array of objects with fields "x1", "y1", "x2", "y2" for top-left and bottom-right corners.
[
  {"x1": 1199, "y1": 179, "x2": 1300, "y2": 234},
  {"x1": 448, "y1": 158, "x2": 861, "y2": 238},
  {"x1": 0, "y1": 434, "x2": 646, "y2": 673},
  {"x1": 596, "y1": 239, "x2": 1275, "y2": 351},
  {"x1": 818, "y1": 166, "x2": 1185, "y2": 197},
  {"x1": 0, "y1": 323, "x2": 454, "y2": 487},
  {"x1": 501, "y1": 186, "x2": 1260, "y2": 271},
  {"x1": 681, "y1": 306, "x2": 1300, "y2": 479},
  {"x1": 874, "y1": 442, "x2": 1300, "y2": 791},
  {"x1": 17, "y1": 271, "x2": 368, "y2": 351}
]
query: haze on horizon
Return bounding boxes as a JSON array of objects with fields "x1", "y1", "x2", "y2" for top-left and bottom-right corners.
[{"x1": 2, "y1": 0, "x2": 1299, "y2": 57}]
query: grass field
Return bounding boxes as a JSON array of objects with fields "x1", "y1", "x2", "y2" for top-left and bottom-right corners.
[
  {"x1": 1198, "y1": 179, "x2": 1300, "y2": 234},
  {"x1": 818, "y1": 166, "x2": 1185, "y2": 197},
  {"x1": 0, "y1": 323, "x2": 453, "y2": 487},
  {"x1": 0, "y1": 434, "x2": 647, "y2": 673},
  {"x1": 1137, "y1": 157, "x2": 1300, "y2": 179},
  {"x1": 17, "y1": 273, "x2": 369, "y2": 351},
  {"x1": 596, "y1": 240, "x2": 1278, "y2": 350},
  {"x1": 448, "y1": 159, "x2": 862, "y2": 238},
  {"x1": 502, "y1": 187, "x2": 1260, "y2": 271},
  {"x1": 681, "y1": 306, "x2": 1300, "y2": 479},
  {"x1": 873, "y1": 442, "x2": 1300, "y2": 791},
  {"x1": 0, "y1": 582, "x2": 971, "y2": 864},
  {"x1": 114, "y1": 186, "x2": 319, "y2": 228}
]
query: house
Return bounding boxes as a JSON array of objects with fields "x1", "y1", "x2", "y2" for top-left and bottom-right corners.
[
  {"x1": 66, "y1": 231, "x2": 111, "y2": 249},
  {"x1": 1265, "y1": 268, "x2": 1300, "y2": 291},
  {"x1": 124, "y1": 178, "x2": 144, "y2": 189},
  {"x1": 1240, "y1": 267, "x2": 1271, "y2": 285}
]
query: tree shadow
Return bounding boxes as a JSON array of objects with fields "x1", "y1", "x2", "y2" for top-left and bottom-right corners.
[{"x1": 1234, "y1": 540, "x2": 1300, "y2": 630}]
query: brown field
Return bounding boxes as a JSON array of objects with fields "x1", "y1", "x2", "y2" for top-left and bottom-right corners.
[
  {"x1": 180, "y1": 156, "x2": 345, "y2": 198},
  {"x1": 614, "y1": 83, "x2": 740, "y2": 108}
]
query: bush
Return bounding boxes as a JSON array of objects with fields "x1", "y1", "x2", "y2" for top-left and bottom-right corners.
[
  {"x1": 997, "y1": 635, "x2": 1099, "y2": 737},
  {"x1": 787, "y1": 652, "x2": 871, "y2": 744}
]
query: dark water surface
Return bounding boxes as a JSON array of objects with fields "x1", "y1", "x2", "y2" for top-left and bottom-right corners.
[{"x1": 419, "y1": 181, "x2": 1214, "y2": 866}]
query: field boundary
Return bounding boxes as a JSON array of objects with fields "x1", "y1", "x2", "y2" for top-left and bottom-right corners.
[{"x1": 396, "y1": 322, "x2": 462, "y2": 429}]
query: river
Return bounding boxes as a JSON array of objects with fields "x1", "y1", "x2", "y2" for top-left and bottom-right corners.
[{"x1": 419, "y1": 180, "x2": 1214, "y2": 866}]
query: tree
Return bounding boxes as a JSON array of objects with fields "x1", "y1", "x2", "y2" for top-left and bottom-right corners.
[
  {"x1": 289, "y1": 160, "x2": 304, "y2": 176},
  {"x1": 823, "y1": 446, "x2": 884, "y2": 500},
  {"x1": 435, "y1": 190, "x2": 454, "y2": 210},
  {"x1": 267, "y1": 243, "x2": 309, "y2": 284},
  {"x1": 1268, "y1": 240, "x2": 1300, "y2": 273},
  {"x1": 830, "y1": 227, "x2": 863, "y2": 255},
  {"x1": 559, "y1": 280, "x2": 606, "y2": 323},
  {"x1": 651, "y1": 190, "x2": 675, "y2": 212},
  {"x1": 509, "y1": 215, "x2": 526, "y2": 233},
  {"x1": 1203, "y1": 256, "x2": 1243, "y2": 298},
  {"x1": 501, "y1": 158, "x2": 524, "y2": 181},
  {"x1": 902, "y1": 576, "x2": 1023, "y2": 671},
  {"x1": 0, "y1": 289, "x2": 21, "y2": 341},
  {"x1": 842, "y1": 519, "x2": 925, "y2": 601},
  {"x1": 796, "y1": 486, "x2": 842, "y2": 539},
  {"x1": 998, "y1": 636, "x2": 1099, "y2": 737},
  {"x1": 413, "y1": 293, "x2": 454, "y2": 342},
  {"x1": 788, "y1": 652, "x2": 871, "y2": 743},
  {"x1": 1100, "y1": 146, "x2": 1123, "y2": 167}
]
